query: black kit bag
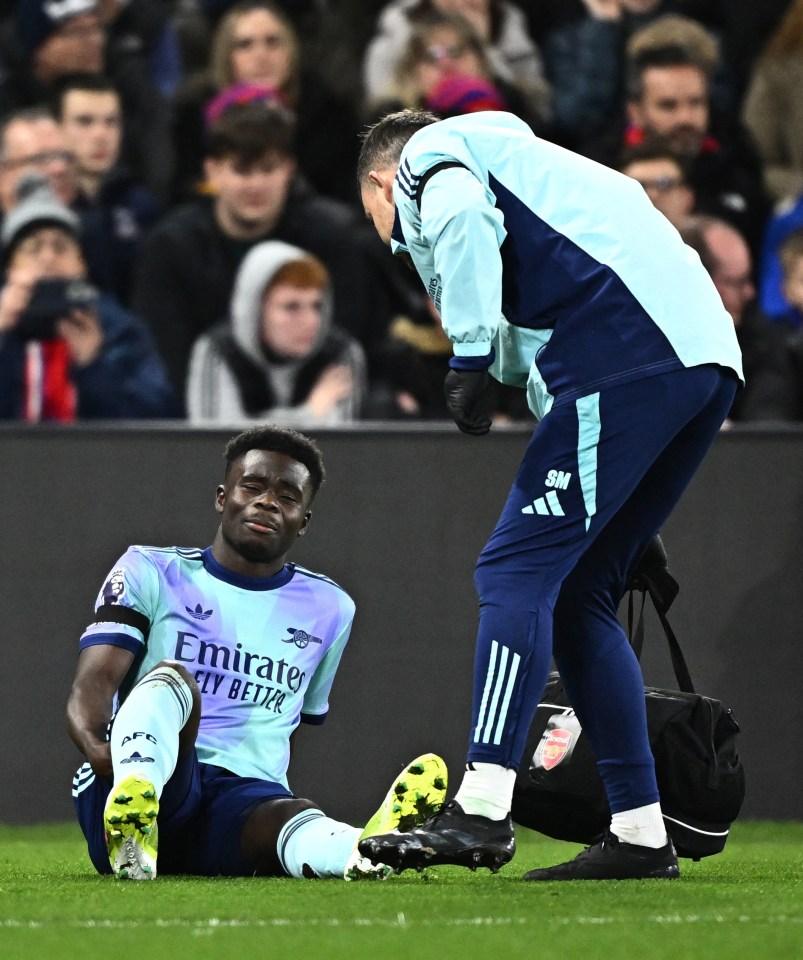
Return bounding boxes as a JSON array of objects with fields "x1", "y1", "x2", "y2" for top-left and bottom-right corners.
[{"x1": 512, "y1": 538, "x2": 746, "y2": 860}]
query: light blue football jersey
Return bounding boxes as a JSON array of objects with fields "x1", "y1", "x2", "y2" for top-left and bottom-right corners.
[
  {"x1": 391, "y1": 111, "x2": 744, "y2": 419},
  {"x1": 79, "y1": 546, "x2": 355, "y2": 787}
]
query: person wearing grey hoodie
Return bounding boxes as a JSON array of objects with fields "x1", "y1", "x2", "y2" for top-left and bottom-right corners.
[{"x1": 186, "y1": 240, "x2": 366, "y2": 425}]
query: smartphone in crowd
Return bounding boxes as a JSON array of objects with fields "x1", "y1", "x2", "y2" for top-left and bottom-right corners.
[{"x1": 15, "y1": 278, "x2": 100, "y2": 342}]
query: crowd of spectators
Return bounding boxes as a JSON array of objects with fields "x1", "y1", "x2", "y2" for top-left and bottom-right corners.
[{"x1": 1, "y1": 0, "x2": 802, "y2": 424}]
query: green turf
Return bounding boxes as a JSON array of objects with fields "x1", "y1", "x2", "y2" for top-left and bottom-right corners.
[{"x1": 0, "y1": 821, "x2": 800, "y2": 960}]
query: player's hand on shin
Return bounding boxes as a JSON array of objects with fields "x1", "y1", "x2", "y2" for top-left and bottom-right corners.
[{"x1": 444, "y1": 368, "x2": 492, "y2": 435}]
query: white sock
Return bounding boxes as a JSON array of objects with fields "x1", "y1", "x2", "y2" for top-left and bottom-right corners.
[
  {"x1": 610, "y1": 802, "x2": 668, "y2": 848},
  {"x1": 453, "y1": 762, "x2": 516, "y2": 820},
  {"x1": 110, "y1": 666, "x2": 193, "y2": 795},
  {"x1": 276, "y1": 809, "x2": 361, "y2": 878}
]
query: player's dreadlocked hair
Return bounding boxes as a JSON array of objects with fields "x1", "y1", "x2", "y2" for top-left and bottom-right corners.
[
  {"x1": 223, "y1": 425, "x2": 325, "y2": 496},
  {"x1": 357, "y1": 109, "x2": 440, "y2": 183}
]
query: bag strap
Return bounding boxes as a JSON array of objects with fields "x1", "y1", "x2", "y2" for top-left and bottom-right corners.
[{"x1": 627, "y1": 553, "x2": 695, "y2": 695}]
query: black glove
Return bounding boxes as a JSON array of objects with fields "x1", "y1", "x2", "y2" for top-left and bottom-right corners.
[{"x1": 444, "y1": 368, "x2": 492, "y2": 435}]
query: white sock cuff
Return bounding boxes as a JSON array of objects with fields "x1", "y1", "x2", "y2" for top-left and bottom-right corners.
[
  {"x1": 610, "y1": 802, "x2": 668, "y2": 848},
  {"x1": 276, "y1": 809, "x2": 326, "y2": 877},
  {"x1": 134, "y1": 665, "x2": 193, "y2": 727},
  {"x1": 454, "y1": 762, "x2": 516, "y2": 820}
]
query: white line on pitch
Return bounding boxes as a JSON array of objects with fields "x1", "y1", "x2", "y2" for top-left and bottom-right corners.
[{"x1": 1, "y1": 915, "x2": 802, "y2": 930}]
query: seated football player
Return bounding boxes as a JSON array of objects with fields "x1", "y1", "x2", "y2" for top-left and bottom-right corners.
[{"x1": 67, "y1": 423, "x2": 446, "y2": 879}]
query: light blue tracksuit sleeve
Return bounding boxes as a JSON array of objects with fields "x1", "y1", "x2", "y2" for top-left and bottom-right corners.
[
  {"x1": 417, "y1": 168, "x2": 506, "y2": 359},
  {"x1": 392, "y1": 112, "x2": 742, "y2": 418}
]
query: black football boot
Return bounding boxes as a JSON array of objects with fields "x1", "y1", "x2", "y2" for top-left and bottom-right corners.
[
  {"x1": 358, "y1": 800, "x2": 515, "y2": 874},
  {"x1": 523, "y1": 830, "x2": 680, "y2": 881}
]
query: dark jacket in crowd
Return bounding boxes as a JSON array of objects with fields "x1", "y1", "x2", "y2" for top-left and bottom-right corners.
[
  {"x1": 0, "y1": 293, "x2": 177, "y2": 420},
  {"x1": 107, "y1": 0, "x2": 183, "y2": 99},
  {"x1": 74, "y1": 167, "x2": 163, "y2": 308},
  {"x1": 681, "y1": 125, "x2": 772, "y2": 262},
  {"x1": 730, "y1": 303, "x2": 800, "y2": 422},
  {"x1": 131, "y1": 177, "x2": 390, "y2": 404}
]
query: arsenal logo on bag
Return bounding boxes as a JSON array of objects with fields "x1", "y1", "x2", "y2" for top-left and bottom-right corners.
[{"x1": 533, "y1": 713, "x2": 582, "y2": 772}]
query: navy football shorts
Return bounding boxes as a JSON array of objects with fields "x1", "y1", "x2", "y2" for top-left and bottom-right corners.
[{"x1": 72, "y1": 750, "x2": 293, "y2": 876}]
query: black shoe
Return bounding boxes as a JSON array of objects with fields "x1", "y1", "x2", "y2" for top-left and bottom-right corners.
[
  {"x1": 523, "y1": 830, "x2": 680, "y2": 881},
  {"x1": 357, "y1": 800, "x2": 515, "y2": 874}
]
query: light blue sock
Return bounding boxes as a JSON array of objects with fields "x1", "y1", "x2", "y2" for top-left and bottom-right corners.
[
  {"x1": 276, "y1": 809, "x2": 361, "y2": 878},
  {"x1": 110, "y1": 666, "x2": 193, "y2": 795}
]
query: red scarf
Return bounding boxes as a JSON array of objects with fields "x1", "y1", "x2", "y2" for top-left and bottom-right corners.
[
  {"x1": 624, "y1": 125, "x2": 720, "y2": 154},
  {"x1": 23, "y1": 340, "x2": 76, "y2": 422}
]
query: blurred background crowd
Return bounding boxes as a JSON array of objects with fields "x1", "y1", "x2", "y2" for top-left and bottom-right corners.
[{"x1": 1, "y1": 0, "x2": 803, "y2": 426}]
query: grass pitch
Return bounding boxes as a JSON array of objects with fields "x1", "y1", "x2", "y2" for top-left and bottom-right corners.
[{"x1": 1, "y1": 821, "x2": 800, "y2": 960}]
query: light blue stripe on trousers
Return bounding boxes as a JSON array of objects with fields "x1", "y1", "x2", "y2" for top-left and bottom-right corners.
[
  {"x1": 576, "y1": 393, "x2": 601, "y2": 532},
  {"x1": 474, "y1": 640, "x2": 522, "y2": 745}
]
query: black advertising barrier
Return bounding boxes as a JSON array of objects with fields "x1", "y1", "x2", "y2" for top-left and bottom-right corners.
[{"x1": 0, "y1": 424, "x2": 800, "y2": 824}]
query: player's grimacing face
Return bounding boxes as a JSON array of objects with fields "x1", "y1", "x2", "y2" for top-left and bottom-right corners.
[{"x1": 217, "y1": 449, "x2": 312, "y2": 566}]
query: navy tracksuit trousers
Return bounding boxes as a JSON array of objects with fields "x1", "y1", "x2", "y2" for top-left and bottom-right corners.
[{"x1": 467, "y1": 364, "x2": 737, "y2": 812}]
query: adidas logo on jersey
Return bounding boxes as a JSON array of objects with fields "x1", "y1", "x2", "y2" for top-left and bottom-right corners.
[{"x1": 186, "y1": 603, "x2": 213, "y2": 620}]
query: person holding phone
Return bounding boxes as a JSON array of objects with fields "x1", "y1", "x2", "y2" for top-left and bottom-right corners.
[{"x1": 0, "y1": 173, "x2": 176, "y2": 420}]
